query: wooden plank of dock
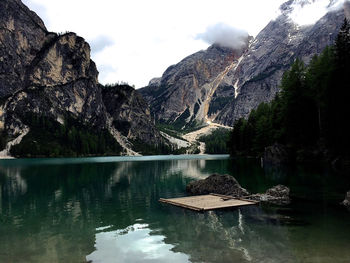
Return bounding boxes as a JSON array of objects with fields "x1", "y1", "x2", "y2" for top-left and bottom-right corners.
[{"x1": 159, "y1": 193, "x2": 258, "y2": 211}]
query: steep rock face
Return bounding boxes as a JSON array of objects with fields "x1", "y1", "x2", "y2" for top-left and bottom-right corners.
[
  {"x1": 102, "y1": 85, "x2": 163, "y2": 145},
  {"x1": 0, "y1": 0, "x2": 47, "y2": 97},
  {"x1": 216, "y1": 0, "x2": 350, "y2": 125},
  {"x1": 0, "y1": 0, "x2": 165, "y2": 156},
  {"x1": 139, "y1": 43, "x2": 249, "y2": 128},
  {"x1": 1, "y1": 29, "x2": 106, "y2": 138}
]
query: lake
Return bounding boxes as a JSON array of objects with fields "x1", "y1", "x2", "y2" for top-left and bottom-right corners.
[{"x1": 0, "y1": 155, "x2": 350, "y2": 263}]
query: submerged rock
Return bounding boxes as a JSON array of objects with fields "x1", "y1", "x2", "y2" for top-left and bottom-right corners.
[
  {"x1": 186, "y1": 173, "x2": 250, "y2": 197},
  {"x1": 249, "y1": 185, "x2": 290, "y2": 205},
  {"x1": 341, "y1": 191, "x2": 350, "y2": 208}
]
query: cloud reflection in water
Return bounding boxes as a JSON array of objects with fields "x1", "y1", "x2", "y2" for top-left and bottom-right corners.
[{"x1": 86, "y1": 223, "x2": 190, "y2": 263}]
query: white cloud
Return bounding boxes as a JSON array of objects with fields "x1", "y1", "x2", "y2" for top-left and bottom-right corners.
[
  {"x1": 89, "y1": 35, "x2": 115, "y2": 54},
  {"x1": 196, "y1": 23, "x2": 249, "y2": 49},
  {"x1": 288, "y1": 0, "x2": 348, "y2": 26},
  {"x1": 22, "y1": 0, "x2": 286, "y2": 88}
]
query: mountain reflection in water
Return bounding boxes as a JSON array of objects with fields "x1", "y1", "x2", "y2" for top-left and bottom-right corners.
[{"x1": 0, "y1": 156, "x2": 350, "y2": 263}]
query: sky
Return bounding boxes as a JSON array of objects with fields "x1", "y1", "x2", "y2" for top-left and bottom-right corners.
[{"x1": 21, "y1": 0, "x2": 341, "y2": 88}]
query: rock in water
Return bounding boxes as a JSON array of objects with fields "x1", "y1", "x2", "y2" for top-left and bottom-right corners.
[
  {"x1": 250, "y1": 185, "x2": 290, "y2": 205},
  {"x1": 186, "y1": 173, "x2": 250, "y2": 197},
  {"x1": 342, "y1": 191, "x2": 350, "y2": 208},
  {"x1": 266, "y1": 185, "x2": 290, "y2": 199}
]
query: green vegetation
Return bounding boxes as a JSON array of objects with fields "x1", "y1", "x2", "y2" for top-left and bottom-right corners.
[
  {"x1": 10, "y1": 114, "x2": 122, "y2": 157},
  {"x1": 157, "y1": 120, "x2": 207, "y2": 135},
  {"x1": 229, "y1": 19, "x2": 350, "y2": 161},
  {"x1": 131, "y1": 139, "x2": 187, "y2": 155},
  {"x1": 208, "y1": 96, "x2": 233, "y2": 116},
  {"x1": 199, "y1": 128, "x2": 230, "y2": 154},
  {"x1": 172, "y1": 108, "x2": 191, "y2": 129},
  {"x1": 185, "y1": 141, "x2": 200, "y2": 154},
  {"x1": 0, "y1": 130, "x2": 7, "y2": 150},
  {"x1": 194, "y1": 102, "x2": 200, "y2": 115},
  {"x1": 156, "y1": 124, "x2": 187, "y2": 141}
]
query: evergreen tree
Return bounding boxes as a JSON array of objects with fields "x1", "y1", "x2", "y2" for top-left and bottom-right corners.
[
  {"x1": 331, "y1": 18, "x2": 350, "y2": 155},
  {"x1": 280, "y1": 58, "x2": 318, "y2": 146},
  {"x1": 305, "y1": 47, "x2": 334, "y2": 139}
]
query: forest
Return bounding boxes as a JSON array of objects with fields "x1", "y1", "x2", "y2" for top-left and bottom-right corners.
[
  {"x1": 199, "y1": 128, "x2": 230, "y2": 154},
  {"x1": 229, "y1": 19, "x2": 350, "y2": 162},
  {"x1": 10, "y1": 114, "x2": 123, "y2": 157}
]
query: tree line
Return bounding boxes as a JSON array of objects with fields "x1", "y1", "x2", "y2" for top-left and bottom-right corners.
[
  {"x1": 10, "y1": 113, "x2": 122, "y2": 157},
  {"x1": 199, "y1": 128, "x2": 230, "y2": 154}
]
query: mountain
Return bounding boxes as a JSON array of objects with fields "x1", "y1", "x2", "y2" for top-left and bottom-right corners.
[
  {"x1": 139, "y1": 43, "x2": 250, "y2": 129},
  {"x1": 141, "y1": 0, "x2": 350, "y2": 128},
  {"x1": 216, "y1": 0, "x2": 350, "y2": 126},
  {"x1": 0, "y1": 0, "x2": 165, "y2": 157}
]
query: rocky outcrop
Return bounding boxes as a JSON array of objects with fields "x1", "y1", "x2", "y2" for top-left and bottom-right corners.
[
  {"x1": 0, "y1": 0, "x2": 166, "y2": 156},
  {"x1": 102, "y1": 84, "x2": 163, "y2": 145},
  {"x1": 186, "y1": 173, "x2": 250, "y2": 196},
  {"x1": 0, "y1": 0, "x2": 47, "y2": 98},
  {"x1": 249, "y1": 185, "x2": 291, "y2": 205},
  {"x1": 341, "y1": 191, "x2": 350, "y2": 207},
  {"x1": 139, "y1": 43, "x2": 249, "y2": 129},
  {"x1": 263, "y1": 143, "x2": 290, "y2": 164},
  {"x1": 3, "y1": 32, "x2": 106, "y2": 132}
]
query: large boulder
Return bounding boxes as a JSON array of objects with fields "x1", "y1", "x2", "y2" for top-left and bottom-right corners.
[{"x1": 186, "y1": 173, "x2": 250, "y2": 197}]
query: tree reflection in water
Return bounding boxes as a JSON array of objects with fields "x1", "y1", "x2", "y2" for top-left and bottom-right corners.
[{"x1": 0, "y1": 157, "x2": 349, "y2": 263}]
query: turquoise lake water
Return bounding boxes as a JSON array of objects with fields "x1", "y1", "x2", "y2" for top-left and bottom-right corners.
[{"x1": 0, "y1": 155, "x2": 350, "y2": 263}]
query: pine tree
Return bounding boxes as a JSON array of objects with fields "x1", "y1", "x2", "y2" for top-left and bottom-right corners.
[
  {"x1": 305, "y1": 47, "x2": 334, "y2": 139},
  {"x1": 331, "y1": 18, "x2": 350, "y2": 155},
  {"x1": 335, "y1": 18, "x2": 350, "y2": 68}
]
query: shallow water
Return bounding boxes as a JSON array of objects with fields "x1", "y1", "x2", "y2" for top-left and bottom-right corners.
[{"x1": 0, "y1": 155, "x2": 349, "y2": 263}]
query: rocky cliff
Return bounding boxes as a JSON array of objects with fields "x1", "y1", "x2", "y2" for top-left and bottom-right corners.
[
  {"x1": 141, "y1": 0, "x2": 350, "y2": 128},
  {"x1": 139, "y1": 43, "x2": 249, "y2": 129},
  {"x1": 102, "y1": 84, "x2": 163, "y2": 146},
  {"x1": 0, "y1": 0, "x2": 165, "y2": 157}
]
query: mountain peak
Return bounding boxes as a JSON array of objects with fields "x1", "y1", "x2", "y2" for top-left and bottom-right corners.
[{"x1": 141, "y1": 0, "x2": 350, "y2": 129}]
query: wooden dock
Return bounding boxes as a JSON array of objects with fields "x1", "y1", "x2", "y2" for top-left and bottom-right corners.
[{"x1": 159, "y1": 193, "x2": 258, "y2": 211}]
